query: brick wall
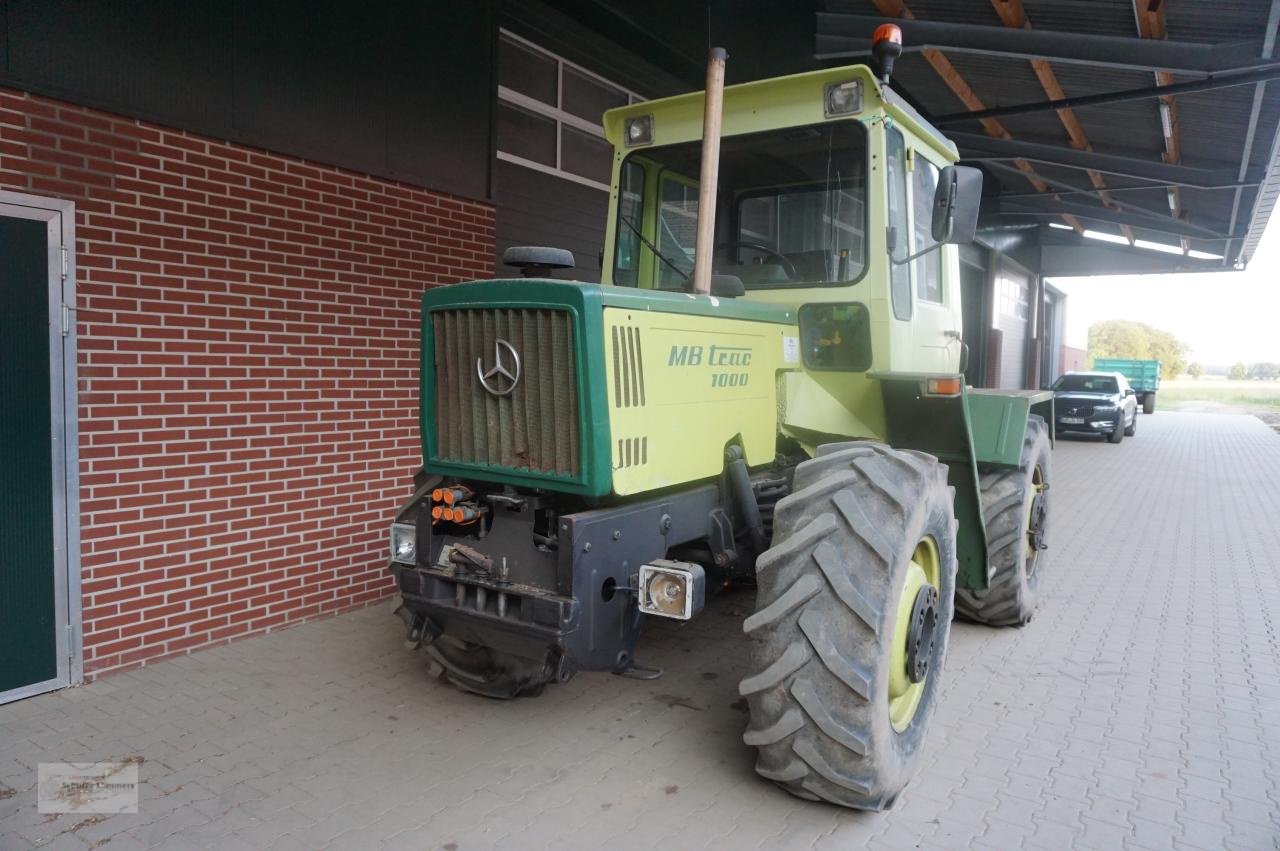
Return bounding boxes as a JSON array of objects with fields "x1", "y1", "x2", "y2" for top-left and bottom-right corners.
[{"x1": 0, "y1": 88, "x2": 495, "y2": 676}]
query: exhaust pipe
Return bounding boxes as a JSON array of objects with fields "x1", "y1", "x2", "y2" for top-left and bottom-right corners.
[{"x1": 691, "y1": 47, "x2": 728, "y2": 296}]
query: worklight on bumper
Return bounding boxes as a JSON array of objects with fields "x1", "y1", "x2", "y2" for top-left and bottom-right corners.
[
  {"x1": 390, "y1": 522, "x2": 417, "y2": 565},
  {"x1": 638, "y1": 561, "x2": 705, "y2": 620}
]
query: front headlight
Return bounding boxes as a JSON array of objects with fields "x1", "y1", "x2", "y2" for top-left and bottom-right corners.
[{"x1": 389, "y1": 522, "x2": 416, "y2": 565}]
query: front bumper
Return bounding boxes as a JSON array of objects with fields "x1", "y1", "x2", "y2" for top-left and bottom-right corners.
[
  {"x1": 390, "y1": 481, "x2": 730, "y2": 678},
  {"x1": 1056, "y1": 412, "x2": 1119, "y2": 434}
]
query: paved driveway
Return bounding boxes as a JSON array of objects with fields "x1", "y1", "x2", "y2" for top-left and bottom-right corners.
[{"x1": 2, "y1": 412, "x2": 1279, "y2": 849}]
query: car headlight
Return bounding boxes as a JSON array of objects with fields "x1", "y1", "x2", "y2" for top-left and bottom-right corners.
[{"x1": 389, "y1": 522, "x2": 416, "y2": 565}]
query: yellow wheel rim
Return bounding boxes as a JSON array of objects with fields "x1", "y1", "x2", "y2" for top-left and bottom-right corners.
[
  {"x1": 889, "y1": 536, "x2": 941, "y2": 733},
  {"x1": 1025, "y1": 465, "x2": 1046, "y2": 573}
]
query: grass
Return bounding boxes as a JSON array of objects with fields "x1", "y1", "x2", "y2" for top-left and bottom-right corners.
[{"x1": 1157, "y1": 379, "x2": 1280, "y2": 413}]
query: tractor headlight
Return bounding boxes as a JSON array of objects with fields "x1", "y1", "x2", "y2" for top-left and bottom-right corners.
[
  {"x1": 638, "y1": 560, "x2": 705, "y2": 620},
  {"x1": 824, "y1": 80, "x2": 863, "y2": 117},
  {"x1": 390, "y1": 522, "x2": 416, "y2": 565},
  {"x1": 624, "y1": 114, "x2": 654, "y2": 147}
]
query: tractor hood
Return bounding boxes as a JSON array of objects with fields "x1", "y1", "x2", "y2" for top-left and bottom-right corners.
[{"x1": 418, "y1": 279, "x2": 795, "y2": 496}]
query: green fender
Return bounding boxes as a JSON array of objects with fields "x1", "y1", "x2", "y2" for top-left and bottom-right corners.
[{"x1": 875, "y1": 374, "x2": 1053, "y2": 590}]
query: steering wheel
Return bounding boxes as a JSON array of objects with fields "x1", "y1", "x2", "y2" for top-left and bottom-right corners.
[{"x1": 713, "y1": 240, "x2": 797, "y2": 280}]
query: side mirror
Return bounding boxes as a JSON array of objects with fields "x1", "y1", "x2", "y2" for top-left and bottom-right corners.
[
  {"x1": 931, "y1": 165, "x2": 983, "y2": 245},
  {"x1": 1124, "y1": 388, "x2": 1135, "y2": 397}
]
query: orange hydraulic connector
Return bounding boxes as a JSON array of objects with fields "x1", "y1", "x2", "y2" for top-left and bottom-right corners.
[
  {"x1": 449, "y1": 505, "x2": 482, "y2": 524},
  {"x1": 432, "y1": 486, "x2": 472, "y2": 506}
]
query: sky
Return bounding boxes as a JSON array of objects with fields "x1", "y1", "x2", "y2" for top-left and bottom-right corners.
[{"x1": 1048, "y1": 210, "x2": 1280, "y2": 366}]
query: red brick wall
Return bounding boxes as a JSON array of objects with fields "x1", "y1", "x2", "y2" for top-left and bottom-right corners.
[
  {"x1": 0, "y1": 88, "x2": 495, "y2": 676},
  {"x1": 1061, "y1": 345, "x2": 1088, "y2": 375}
]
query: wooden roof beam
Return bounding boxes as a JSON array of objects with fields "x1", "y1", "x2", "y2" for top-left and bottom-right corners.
[
  {"x1": 1134, "y1": 0, "x2": 1188, "y2": 252},
  {"x1": 992, "y1": 0, "x2": 1135, "y2": 243}
]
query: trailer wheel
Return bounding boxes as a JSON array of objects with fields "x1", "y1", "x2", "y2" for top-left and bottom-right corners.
[
  {"x1": 426, "y1": 636, "x2": 552, "y2": 699},
  {"x1": 955, "y1": 415, "x2": 1051, "y2": 627},
  {"x1": 1142, "y1": 393, "x2": 1156, "y2": 415},
  {"x1": 740, "y1": 443, "x2": 957, "y2": 810}
]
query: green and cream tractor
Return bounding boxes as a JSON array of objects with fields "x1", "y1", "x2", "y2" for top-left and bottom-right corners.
[{"x1": 387, "y1": 28, "x2": 1053, "y2": 809}]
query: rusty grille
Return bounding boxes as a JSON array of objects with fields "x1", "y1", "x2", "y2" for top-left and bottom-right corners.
[{"x1": 431, "y1": 308, "x2": 580, "y2": 478}]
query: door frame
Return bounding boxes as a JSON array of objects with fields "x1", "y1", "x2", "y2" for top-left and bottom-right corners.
[{"x1": 0, "y1": 190, "x2": 82, "y2": 703}]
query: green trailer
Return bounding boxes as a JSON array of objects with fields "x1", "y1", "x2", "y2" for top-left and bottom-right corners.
[{"x1": 1093, "y1": 358, "x2": 1161, "y2": 413}]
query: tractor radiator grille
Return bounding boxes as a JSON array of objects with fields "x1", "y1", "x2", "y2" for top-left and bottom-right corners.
[
  {"x1": 432, "y1": 308, "x2": 580, "y2": 478},
  {"x1": 611, "y1": 324, "x2": 646, "y2": 408}
]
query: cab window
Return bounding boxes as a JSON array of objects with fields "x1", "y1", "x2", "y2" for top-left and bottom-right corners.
[
  {"x1": 911, "y1": 155, "x2": 943, "y2": 303},
  {"x1": 657, "y1": 176, "x2": 698, "y2": 289},
  {"x1": 614, "y1": 161, "x2": 644, "y2": 286},
  {"x1": 886, "y1": 127, "x2": 912, "y2": 319},
  {"x1": 613, "y1": 121, "x2": 868, "y2": 290}
]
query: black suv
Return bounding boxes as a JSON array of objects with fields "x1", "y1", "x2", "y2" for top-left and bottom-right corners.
[{"x1": 1051, "y1": 371, "x2": 1138, "y2": 443}]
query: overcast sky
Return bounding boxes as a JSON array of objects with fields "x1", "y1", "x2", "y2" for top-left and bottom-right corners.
[{"x1": 1048, "y1": 210, "x2": 1280, "y2": 366}]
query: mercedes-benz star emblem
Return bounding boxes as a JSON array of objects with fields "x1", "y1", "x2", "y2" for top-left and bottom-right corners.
[{"x1": 476, "y1": 339, "x2": 521, "y2": 396}]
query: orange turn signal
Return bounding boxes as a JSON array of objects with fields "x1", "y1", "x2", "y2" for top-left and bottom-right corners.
[{"x1": 926, "y1": 377, "x2": 963, "y2": 396}]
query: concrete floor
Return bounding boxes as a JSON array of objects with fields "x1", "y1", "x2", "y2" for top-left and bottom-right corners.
[{"x1": 2, "y1": 412, "x2": 1279, "y2": 850}]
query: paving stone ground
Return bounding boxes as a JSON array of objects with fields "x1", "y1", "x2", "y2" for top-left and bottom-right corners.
[{"x1": 2, "y1": 412, "x2": 1279, "y2": 850}]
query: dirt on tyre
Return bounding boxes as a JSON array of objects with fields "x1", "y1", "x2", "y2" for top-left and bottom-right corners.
[
  {"x1": 739, "y1": 442, "x2": 957, "y2": 810},
  {"x1": 425, "y1": 635, "x2": 552, "y2": 699},
  {"x1": 955, "y1": 415, "x2": 1051, "y2": 627}
]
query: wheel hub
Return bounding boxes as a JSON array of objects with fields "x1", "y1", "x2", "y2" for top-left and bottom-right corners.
[{"x1": 905, "y1": 584, "x2": 939, "y2": 684}]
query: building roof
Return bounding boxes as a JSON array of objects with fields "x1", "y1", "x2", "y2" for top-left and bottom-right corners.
[{"x1": 816, "y1": 0, "x2": 1280, "y2": 272}]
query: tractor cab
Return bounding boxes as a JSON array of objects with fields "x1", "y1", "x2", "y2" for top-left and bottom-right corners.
[{"x1": 599, "y1": 57, "x2": 982, "y2": 377}]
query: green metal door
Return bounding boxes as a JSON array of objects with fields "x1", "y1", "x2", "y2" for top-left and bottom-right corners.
[{"x1": 0, "y1": 214, "x2": 61, "y2": 697}]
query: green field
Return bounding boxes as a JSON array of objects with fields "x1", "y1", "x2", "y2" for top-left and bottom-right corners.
[{"x1": 1158, "y1": 379, "x2": 1280, "y2": 413}]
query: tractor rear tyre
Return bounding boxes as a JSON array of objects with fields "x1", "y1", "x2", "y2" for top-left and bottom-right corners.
[
  {"x1": 955, "y1": 415, "x2": 1051, "y2": 627},
  {"x1": 740, "y1": 443, "x2": 957, "y2": 810},
  {"x1": 425, "y1": 635, "x2": 552, "y2": 699},
  {"x1": 1142, "y1": 393, "x2": 1156, "y2": 415}
]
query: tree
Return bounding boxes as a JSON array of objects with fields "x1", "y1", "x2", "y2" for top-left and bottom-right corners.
[
  {"x1": 1187, "y1": 362, "x2": 1204, "y2": 379},
  {"x1": 1087, "y1": 319, "x2": 1189, "y2": 379},
  {"x1": 1248, "y1": 362, "x2": 1280, "y2": 380},
  {"x1": 1229, "y1": 362, "x2": 1248, "y2": 380}
]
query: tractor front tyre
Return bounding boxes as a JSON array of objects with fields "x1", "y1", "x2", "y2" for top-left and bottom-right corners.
[
  {"x1": 425, "y1": 635, "x2": 553, "y2": 699},
  {"x1": 740, "y1": 443, "x2": 958, "y2": 810},
  {"x1": 1142, "y1": 393, "x2": 1156, "y2": 415},
  {"x1": 955, "y1": 415, "x2": 1051, "y2": 627}
]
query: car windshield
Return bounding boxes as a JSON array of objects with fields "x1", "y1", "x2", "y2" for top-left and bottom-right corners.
[
  {"x1": 1053, "y1": 375, "x2": 1118, "y2": 393},
  {"x1": 613, "y1": 121, "x2": 867, "y2": 290}
]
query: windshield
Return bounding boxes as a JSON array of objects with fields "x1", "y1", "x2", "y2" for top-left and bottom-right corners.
[
  {"x1": 613, "y1": 121, "x2": 867, "y2": 290},
  {"x1": 1053, "y1": 374, "x2": 1118, "y2": 394}
]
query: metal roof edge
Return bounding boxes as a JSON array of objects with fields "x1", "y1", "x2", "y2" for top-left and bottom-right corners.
[{"x1": 1239, "y1": 118, "x2": 1280, "y2": 269}]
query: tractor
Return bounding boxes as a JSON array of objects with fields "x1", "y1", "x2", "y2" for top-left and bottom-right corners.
[{"x1": 386, "y1": 26, "x2": 1053, "y2": 810}]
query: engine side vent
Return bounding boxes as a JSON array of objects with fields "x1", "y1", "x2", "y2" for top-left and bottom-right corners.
[
  {"x1": 611, "y1": 324, "x2": 646, "y2": 408},
  {"x1": 615, "y1": 436, "x2": 648, "y2": 469}
]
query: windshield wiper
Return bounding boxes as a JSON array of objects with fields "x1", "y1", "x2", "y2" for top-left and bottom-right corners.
[{"x1": 619, "y1": 216, "x2": 690, "y2": 283}]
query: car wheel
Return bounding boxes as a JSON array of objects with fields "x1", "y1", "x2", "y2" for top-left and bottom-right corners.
[{"x1": 1108, "y1": 414, "x2": 1124, "y2": 443}]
